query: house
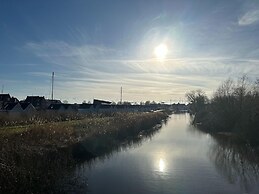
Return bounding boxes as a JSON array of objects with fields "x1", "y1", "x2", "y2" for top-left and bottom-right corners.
[
  {"x1": 93, "y1": 99, "x2": 112, "y2": 105},
  {"x1": 0, "y1": 94, "x2": 11, "y2": 102},
  {"x1": 0, "y1": 94, "x2": 19, "y2": 109},
  {"x1": 46, "y1": 99, "x2": 62, "y2": 107},
  {"x1": 4, "y1": 102, "x2": 23, "y2": 113},
  {"x1": 47, "y1": 104, "x2": 66, "y2": 112},
  {"x1": 92, "y1": 99, "x2": 112, "y2": 112},
  {"x1": 47, "y1": 103, "x2": 76, "y2": 113},
  {"x1": 20, "y1": 102, "x2": 36, "y2": 113},
  {"x1": 0, "y1": 94, "x2": 10, "y2": 109},
  {"x1": 24, "y1": 96, "x2": 47, "y2": 110}
]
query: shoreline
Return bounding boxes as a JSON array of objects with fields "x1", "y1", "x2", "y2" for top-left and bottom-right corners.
[{"x1": 193, "y1": 121, "x2": 258, "y2": 146}]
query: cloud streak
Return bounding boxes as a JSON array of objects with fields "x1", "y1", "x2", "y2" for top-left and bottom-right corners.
[
  {"x1": 238, "y1": 9, "x2": 259, "y2": 26},
  {"x1": 23, "y1": 41, "x2": 259, "y2": 103}
]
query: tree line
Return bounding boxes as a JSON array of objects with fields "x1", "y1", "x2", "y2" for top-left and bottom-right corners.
[{"x1": 186, "y1": 75, "x2": 259, "y2": 145}]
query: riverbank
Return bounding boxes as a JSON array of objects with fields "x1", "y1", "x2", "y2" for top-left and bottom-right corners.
[
  {"x1": 192, "y1": 115, "x2": 259, "y2": 146},
  {"x1": 0, "y1": 111, "x2": 168, "y2": 193},
  {"x1": 186, "y1": 76, "x2": 259, "y2": 146}
]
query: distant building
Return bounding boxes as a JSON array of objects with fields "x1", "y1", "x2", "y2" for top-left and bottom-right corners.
[
  {"x1": 46, "y1": 99, "x2": 62, "y2": 107},
  {"x1": 4, "y1": 102, "x2": 23, "y2": 113},
  {"x1": 25, "y1": 96, "x2": 47, "y2": 110},
  {"x1": 0, "y1": 94, "x2": 11, "y2": 102},
  {"x1": 92, "y1": 99, "x2": 112, "y2": 111},
  {"x1": 171, "y1": 103, "x2": 188, "y2": 113},
  {"x1": 0, "y1": 94, "x2": 19, "y2": 109},
  {"x1": 48, "y1": 104, "x2": 66, "y2": 112},
  {"x1": 47, "y1": 103, "x2": 77, "y2": 113},
  {"x1": 0, "y1": 94, "x2": 10, "y2": 109},
  {"x1": 93, "y1": 99, "x2": 112, "y2": 105},
  {"x1": 20, "y1": 102, "x2": 36, "y2": 113}
]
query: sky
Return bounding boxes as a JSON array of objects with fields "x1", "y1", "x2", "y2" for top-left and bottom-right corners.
[{"x1": 0, "y1": 0, "x2": 259, "y2": 103}]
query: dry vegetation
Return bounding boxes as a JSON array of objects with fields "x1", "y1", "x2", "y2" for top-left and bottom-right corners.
[
  {"x1": 0, "y1": 111, "x2": 168, "y2": 193},
  {"x1": 186, "y1": 75, "x2": 259, "y2": 145}
]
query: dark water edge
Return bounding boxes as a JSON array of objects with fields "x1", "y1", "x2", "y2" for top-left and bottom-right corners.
[
  {"x1": 190, "y1": 113, "x2": 259, "y2": 178},
  {"x1": 188, "y1": 118, "x2": 259, "y2": 193},
  {"x1": 208, "y1": 135, "x2": 259, "y2": 192}
]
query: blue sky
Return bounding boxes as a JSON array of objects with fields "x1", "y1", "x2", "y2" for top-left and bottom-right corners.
[{"x1": 0, "y1": 0, "x2": 259, "y2": 103}]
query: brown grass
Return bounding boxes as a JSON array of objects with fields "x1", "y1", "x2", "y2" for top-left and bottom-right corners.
[{"x1": 0, "y1": 111, "x2": 168, "y2": 193}]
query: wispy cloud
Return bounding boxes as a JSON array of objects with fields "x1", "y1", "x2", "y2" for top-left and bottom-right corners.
[
  {"x1": 238, "y1": 9, "x2": 259, "y2": 26},
  {"x1": 23, "y1": 41, "x2": 259, "y2": 102}
]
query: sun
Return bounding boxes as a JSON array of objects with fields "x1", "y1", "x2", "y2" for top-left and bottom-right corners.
[{"x1": 154, "y1": 44, "x2": 168, "y2": 61}]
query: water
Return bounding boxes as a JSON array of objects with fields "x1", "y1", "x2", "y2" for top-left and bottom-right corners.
[{"x1": 75, "y1": 114, "x2": 259, "y2": 194}]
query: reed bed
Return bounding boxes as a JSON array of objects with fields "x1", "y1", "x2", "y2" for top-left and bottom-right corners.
[{"x1": 0, "y1": 111, "x2": 168, "y2": 193}]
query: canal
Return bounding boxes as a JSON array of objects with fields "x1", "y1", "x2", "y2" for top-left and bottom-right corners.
[{"x1": 74, "y1": 113, "x2": 259, "y2": 194}]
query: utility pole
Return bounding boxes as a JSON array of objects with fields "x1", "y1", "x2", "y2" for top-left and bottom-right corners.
[
  {"x1": 1, "y1": 85, "x2": 4, "y2": 94},
  {"x1": 120, "y1": 86, "x2": 122, "y2": 104},
  {"x1": 51, "y1": 72, "x2": 54, "y2": 100}
]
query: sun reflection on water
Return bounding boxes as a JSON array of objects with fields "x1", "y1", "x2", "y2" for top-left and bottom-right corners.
[{"x1": 158, "y1": 158, "x2": 166, "y2": 172}]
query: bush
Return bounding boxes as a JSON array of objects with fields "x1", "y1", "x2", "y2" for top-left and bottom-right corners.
[{"x1": 186, "y1": 76, "x2": 259, "y2": 145}]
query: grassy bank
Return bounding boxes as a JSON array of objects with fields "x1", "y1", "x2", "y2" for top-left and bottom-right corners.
[{"x1": 0, "y1": 111, "x2": 168, "y2": 193}]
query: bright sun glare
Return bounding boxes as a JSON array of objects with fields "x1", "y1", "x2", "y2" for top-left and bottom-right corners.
[
  {"x1": 159, "y1": 158, "x2": 165, "y2": 172},
  {"x1": 154, "y1": 44, "x2": 168, "y2": 61}
]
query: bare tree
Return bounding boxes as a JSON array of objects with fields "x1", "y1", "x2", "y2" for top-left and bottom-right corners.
[{"x1": 185, "y1": 89, "x2": 208, "y2": 114}]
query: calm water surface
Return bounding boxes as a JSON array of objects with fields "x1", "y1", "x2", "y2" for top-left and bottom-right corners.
[{"x1": 76, "y1": 114, "x2": 259, "y2": 194}]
